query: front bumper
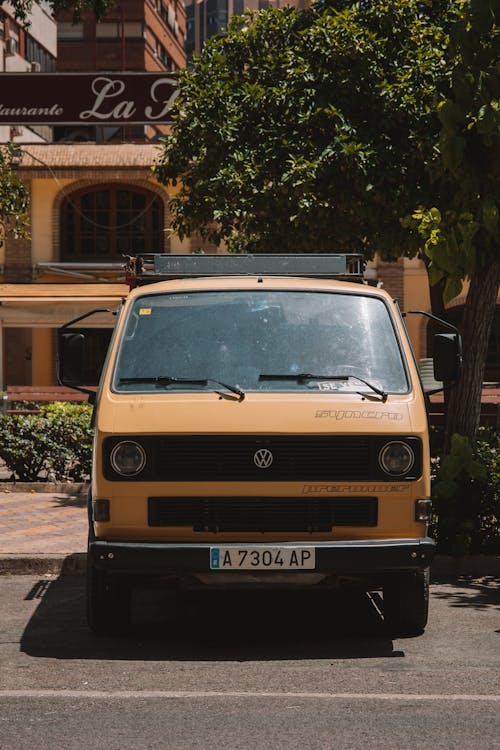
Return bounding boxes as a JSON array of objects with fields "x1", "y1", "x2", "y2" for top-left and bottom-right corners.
[{"x1": 89, "y1": 537, "x2": 436, "y2": 579}]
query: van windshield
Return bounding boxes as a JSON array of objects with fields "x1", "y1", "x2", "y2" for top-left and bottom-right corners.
[{"x1": 112, "y1": 290, "x2": 408, "y2": 394}]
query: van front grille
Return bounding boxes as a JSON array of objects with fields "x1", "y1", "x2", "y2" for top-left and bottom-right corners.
[
  {"x1": 155, "y1": 436, "x2": 370, "y2": 481},
  {"x1": 148, "y1": 496, "x2": 378, "y2": 532}
]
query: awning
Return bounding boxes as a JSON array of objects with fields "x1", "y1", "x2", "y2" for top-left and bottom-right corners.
[{"x1": 0, "y1": 284, "x2": 128, "y2": 327}]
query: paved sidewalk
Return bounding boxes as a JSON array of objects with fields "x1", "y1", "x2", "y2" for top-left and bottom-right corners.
[{"x1": 0, "y1": 487, "x2": 87, "y2": 555}]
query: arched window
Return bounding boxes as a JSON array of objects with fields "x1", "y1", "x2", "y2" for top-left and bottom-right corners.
[{"x1": 60, "y1": 184, "x2": 164, "y2": 261}]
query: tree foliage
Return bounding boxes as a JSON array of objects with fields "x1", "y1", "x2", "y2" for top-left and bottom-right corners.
[
  {"x1": 406, "y1": 0, "x2": 500, "y2": 303},
  {"x1": 155, "y1": 1, "x2": 458, "y2": 255},
  {"x1": 432, "y1": 430, "x2": 500, "y2": 555},
  {"x1": 410, "y1": 0, "x2": 499, "y2": 444},
  {"x1": 0, "y1": 144, "x2": 30, "y2": 247}
]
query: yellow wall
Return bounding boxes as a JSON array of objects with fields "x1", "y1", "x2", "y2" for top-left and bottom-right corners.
[
  {"x1": 403, "y1": 257, "x2": 430, "y2": 361},
  {"x1": 31, "y1": 178, "x2": 72, "y2": 263},
  {"x1": 170, "y1": 234, "x2": 191, "y2": 253},
  {"x1": 32, "y1": 328, "x2": 54, "y2": 385}
]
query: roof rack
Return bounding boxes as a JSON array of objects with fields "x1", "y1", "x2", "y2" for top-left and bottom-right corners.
[{"x1": 124, "y1": 253, "x2": 365, "y2": 289}]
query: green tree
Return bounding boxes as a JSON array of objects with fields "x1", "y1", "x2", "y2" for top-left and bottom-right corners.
[
  {"x1": 156, "y1": 2, "x2": 448, "y2": 256},
  {"x1": 407, "y1": 0, "x2": 500, "y2": 444},
  {"x1": 0, "y1": 144, "x2": 30, "y2": 247},
  {"x1": 155, "y1": 0, "x2": 499, "y2": 445}
]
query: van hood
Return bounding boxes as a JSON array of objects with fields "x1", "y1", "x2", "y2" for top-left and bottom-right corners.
[{"x1": 97, "y1": 391, "x2": 423, "y2": 436}]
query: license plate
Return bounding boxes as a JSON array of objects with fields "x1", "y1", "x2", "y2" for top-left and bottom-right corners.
[{"x1": 210, "y1": 546, "x2": 315, "y2": 570}]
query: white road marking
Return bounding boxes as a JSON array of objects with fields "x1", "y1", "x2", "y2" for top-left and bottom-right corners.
[{"x1": 0, "y1": 690, "x2": 499, "y2": 701}]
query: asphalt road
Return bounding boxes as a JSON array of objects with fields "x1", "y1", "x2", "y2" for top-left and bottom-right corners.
[{"x1": 0, "y1": 574, "x2": 498, "y2": 749}]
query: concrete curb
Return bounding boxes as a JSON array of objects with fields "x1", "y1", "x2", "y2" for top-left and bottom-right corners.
[
  {"x1": 0, "y1": 553, "x2": 499, "y2": 578},
  {"x1": 431, "y1": 555, "x2": 500, "y2": 579},
  {"x1": 0, "y1": 482, "x2": 88, "y2": 494},
  {"x1": 0, "y1": 553, "x2": 87, "y2": 575}
]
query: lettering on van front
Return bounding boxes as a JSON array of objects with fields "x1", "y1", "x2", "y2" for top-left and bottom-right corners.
[
  {"x1": 315, "y1": 409, "x2": 403, "y2": 421},
  {"x1": 302, "y1": 484, "x2": 410, "y2": 495}
]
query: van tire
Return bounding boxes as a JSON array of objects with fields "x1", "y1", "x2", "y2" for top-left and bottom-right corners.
[
  {"x1": 86, "y1": 558, "x2": 131, "y2": 635},
  {"x1": 383, "y1": 567, "x2": 430, "y2": 637}
]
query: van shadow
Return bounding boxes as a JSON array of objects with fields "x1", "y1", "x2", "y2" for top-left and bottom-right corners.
[{"x1": 21, "y1": 557, "x2": 403, "y2": 662}]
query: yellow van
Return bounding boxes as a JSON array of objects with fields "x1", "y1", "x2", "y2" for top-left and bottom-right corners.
[{"x1": 59, "y1": 254, "x2": 462, "y2": 636}]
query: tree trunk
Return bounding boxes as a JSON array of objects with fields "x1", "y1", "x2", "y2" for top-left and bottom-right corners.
[
  {"x1": 427, "y1": 273, "x2": 448, "y2": 322},
  {"x1": 444, "y1": 257, "x2": 500, "y2": 449}
]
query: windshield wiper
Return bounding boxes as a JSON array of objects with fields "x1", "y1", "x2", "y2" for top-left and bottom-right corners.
[
  {"x1": 120, "y1": 376, "x2": 207, "y2": 386},
  {"x1": 210, "y1": 379, "x2": 245, "y2": 402},
  {"x1": 258, "y1": 373, "x2": 387, "y2": 402},
  {"x1": 119, "y1": 376, "x2": 245, "y2": 402}
]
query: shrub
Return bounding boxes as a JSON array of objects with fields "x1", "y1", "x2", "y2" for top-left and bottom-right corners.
[
  {"x1": 432, "y1": 432, "x2": 500, "y2": 555},
  {"x1": 0, "y1": 402, "x2": 93, "y2": 482}
]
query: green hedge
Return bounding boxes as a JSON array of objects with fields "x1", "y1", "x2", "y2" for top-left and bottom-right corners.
[
  {"x1": 0, "y1": 402, "x2": 93, "y2": 482},
  {"x1": 431, "y1": 430, "x2": 500, "y2": 555}
]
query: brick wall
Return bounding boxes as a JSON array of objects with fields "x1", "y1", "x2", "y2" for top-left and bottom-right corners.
[
  {"x1": 4, "y1": 178, "x2": 32, "y2": 282},
  {"x1": 4, "y1": 235, "x2": 33, "y2": 283}
]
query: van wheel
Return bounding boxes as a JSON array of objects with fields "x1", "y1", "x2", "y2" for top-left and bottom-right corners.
[
  {"x1": 383, "y1": 568, "x2": 430, "y2": 637},
  {"x1": 87, "y1": 559, "x2": 131, "y2": 635}
]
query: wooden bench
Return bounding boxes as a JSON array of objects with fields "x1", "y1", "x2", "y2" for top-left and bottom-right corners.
[
  {"x1": 428, "y1": 386, "x2": 500, "y2": 429},
  {"x1": 2, "y1": 385, "x2": 92, "y2": 414}
]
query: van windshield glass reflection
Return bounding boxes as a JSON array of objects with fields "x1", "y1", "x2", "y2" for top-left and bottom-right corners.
[{"x1": 112, "y1": 291, "x2": 408, "y2": 394}]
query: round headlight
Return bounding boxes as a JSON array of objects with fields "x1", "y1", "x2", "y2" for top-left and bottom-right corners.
[
  {"x1": 110, "y1": 441, "x2": 146, "y2": 476},
  {"x1": 379, "y1": 441, "x2": 414, "y2": 476}
]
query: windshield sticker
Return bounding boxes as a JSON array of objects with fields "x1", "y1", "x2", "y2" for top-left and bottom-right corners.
[
  {"x1": 307, "y1": 381, "x2": 349, "y2": 391},
  {"x1": 303, "y1": 484, "x2": 410, "y2": 495},
  {"x1": 139, "y1": 308, "x2": 152, "y2": 316},
  {"x1": 313, "y1": 381, "x2": 384, "y2": 392},
  {"x1": 315, "y1": 409, "x2": 403, "y2": 421}
]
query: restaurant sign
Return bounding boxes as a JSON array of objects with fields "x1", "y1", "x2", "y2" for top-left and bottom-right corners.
[{"x1": 0, "y1": 73, "x2": 179, "y2": 125}]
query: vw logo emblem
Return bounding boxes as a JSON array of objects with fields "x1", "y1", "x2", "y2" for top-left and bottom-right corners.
[{"x1": 254, "y1": 448, "x2": 274, "y2": 469}]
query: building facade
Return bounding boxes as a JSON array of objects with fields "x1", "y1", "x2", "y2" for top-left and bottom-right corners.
[
  {"x1": 55, "y1": 0, "x2": 186, "y2": 143},
  {"x1": 0, "y1": 0, "x2": 190, "y2": 385},
  {"x1": 1, "y1": 143, "x2": 191, "y2": 385}
]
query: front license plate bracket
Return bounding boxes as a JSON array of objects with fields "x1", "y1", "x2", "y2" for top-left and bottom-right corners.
[{"x1": 210, "y1": 546, "x2": 315, "y2": 570}]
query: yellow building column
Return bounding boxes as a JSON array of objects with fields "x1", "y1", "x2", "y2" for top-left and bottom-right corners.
[
  {"x1": 403, "y1": 258, "x2": 431, "y2": 362},
  {"x1": 31, "y1": 328, "x2": 54, "y2": 386}
]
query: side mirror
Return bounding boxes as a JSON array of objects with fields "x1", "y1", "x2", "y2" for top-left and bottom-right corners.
[
  {"x1": 59, "y1": 332, "x2": 88, "y2": 386},
  {"x1": 433, "y1": 333, "x2": 462, "y2": 382},
  {"x1": 57, "y1": 309, "x2": 117, "y2": 401}
]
